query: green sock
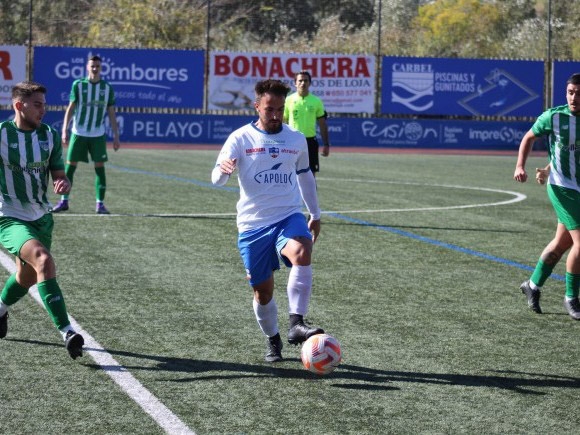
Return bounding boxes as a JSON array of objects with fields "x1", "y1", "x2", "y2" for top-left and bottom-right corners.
[
  {"x1": 565, "y1": 272, "x2": 580, "y2": 299},
  {"x1": 62, "y1": 164, "x2": 77, "y2": 200},
  {"x1": 530, "y1": 260, "x2": 554, "y2": 287},
  {"x1": 37, "y1": 278, "x2": 70, "y2": 330},
  {"x1": 95, "y1": 167, "x2": 107, "y2": 202},
  {"x1": 0, "y1": 274, "x2": 29, "y2": 305}
]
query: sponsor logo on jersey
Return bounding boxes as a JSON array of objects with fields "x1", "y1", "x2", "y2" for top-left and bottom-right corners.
[
  {"x1": 39, "y1": 140, "x2": 49, "y2": 151},
  {"x1": 254, "y1": 162, "x2": 293, "y2": 185},
  {"x1": 9, "y1": 142, "x2": 18, "y2": 149},
  {"x1": 245, "y1": 147, "x2": 265, "y2": 155}
]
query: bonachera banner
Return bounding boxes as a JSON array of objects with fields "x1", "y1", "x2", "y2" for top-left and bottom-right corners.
[{"x1": 208, "y1": 51, "x2": 375, "y2": 114}]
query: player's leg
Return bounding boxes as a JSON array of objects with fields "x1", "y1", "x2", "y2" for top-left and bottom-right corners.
[
  {"x1": 88, "y1": 135, "x2": 110, "y2": 214},
  {"x1": 521, "y1": 222, "x2": 572, "y2": 313},
  {"x1": 239, "y1": 226, "x2": 283, "y2": 362},
  {"x1": 53, "y1": 133, "x2": 88, "y2": 212},
  {"x1": 277, "y1": 213, "x2": 323, "y2": 345},
  {"x1": 546, "y1": 184, "x2": 580, "y2": 319},
  {"x1": 564, "y1": 228, "x2": 580, "y2": 320},
  {"x1": 17, "y1": 216, "x2": 84, "y2": 357}
]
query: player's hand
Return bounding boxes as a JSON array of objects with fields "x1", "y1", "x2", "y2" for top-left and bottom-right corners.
[
  {"x1": 113, "y1": 138, "x2": 121, "y2": 152},
  {"x1": 309, "y1": 218, "x2": 321, "y2": 243},
  {"x1": 321, "y1": 144, "x2": 330, "y2": 157},
  {"x1": 61, "y1": 132, "x2": 68, "y2": 146},
  {"x1": 53, "y1": 177, "x2": 70, "y2": 194},
  {"x1": 220, "y1": 158, "x2": 237, "y2": 175},
  {"x1": 513, "y1": 167, "x2": 527, "y2": 183},
  {"x1": 535, "y1": 167, "x2": 549, "y2": 185}
]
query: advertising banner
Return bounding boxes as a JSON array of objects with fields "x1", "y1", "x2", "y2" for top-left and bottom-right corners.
[
  {"x1": 552, "y1": 61, "x2": 580, "y2": 106},
  {"x1": 382, "y1": 56, "x2": 544, "y2": 117},
  {"x1": 208, "y1": 51, "x2": 375, "y2": 113},
  {"x1": 0, "y1": 45, "x2": 27, "y2": 105},
  {"x1": 2, "y1": 110, "x2": 531, "y2": 151},
  {"x1": 33, "y1": 47, "x2": 204, "y2": 108}
]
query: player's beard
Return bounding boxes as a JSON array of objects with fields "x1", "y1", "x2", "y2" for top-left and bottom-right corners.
[{"x1": 264, "y1": 119, "x2": 282, "y2": 134}]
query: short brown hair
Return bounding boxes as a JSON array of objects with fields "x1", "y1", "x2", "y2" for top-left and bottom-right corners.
[
  {"x1": 12, "y1": 81, "x2": 46, "y2": 101},
  {"x1": 567, "y1": 73, "x2": 580, "y2": 86},
  {"x1": 254, "y1": 79, "x2": 290, "y2": 102}
]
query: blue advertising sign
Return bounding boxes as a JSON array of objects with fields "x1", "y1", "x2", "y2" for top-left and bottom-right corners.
[
  {"x1": 382, "y1": 57, "x2": 544, "y2": 117},
  {"x1": 552, "y1": 61, "x2": 580, "y2": 106},
  {"x1": 7, "y1": 111, "x2": 528, "y2": 151},
  {"x1": 33, "y1": 47, "x2": 204, "y2": 109}
]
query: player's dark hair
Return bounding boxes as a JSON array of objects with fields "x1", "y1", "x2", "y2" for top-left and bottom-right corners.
[
  {"x1": 295, "y1": 70, "x2": 312, "y2": 82},
  {"x1": 12, "y1": 81, "x2": 47, "y2": 100},
  {"x1": 567, "y1": 73, "x2": 580, "y2": 86},
  {"x1": 254, "y1": 79, "x2": 290, "y2": 103},
  {"x1": 89, "y1": 55, "x2": 102, "y2": 62}
]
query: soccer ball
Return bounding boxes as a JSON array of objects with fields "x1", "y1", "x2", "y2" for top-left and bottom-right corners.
[{"x1": 301, "y1": 333, "x2": 341, "y2": 375}]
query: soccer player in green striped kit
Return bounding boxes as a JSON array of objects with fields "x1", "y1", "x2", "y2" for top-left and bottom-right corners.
[
  {"x1": 514, "y1": 72, "x2": 580, "y2": 320},
  {"x1": 52, "y1": 55, "x2": 121, "y2": 214},
  {"x1": 0, "y1": 81, "x2": 84, "y2": 358}
]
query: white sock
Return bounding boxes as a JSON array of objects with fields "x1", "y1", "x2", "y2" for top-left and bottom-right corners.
[
  {"x1": 253, "y1": 298, "x2": 278, "y2": 337},
  {"x1": 287, "y1": 265, "x2": 313, "y2": 316},
  {"x1": 529, "y1": 281, "x2": 540, "y2": 291},
  {"x1": 59, "y1": 325, "x2": 74, "y2": 340},
  {"x1": 0, "y1": 301, "x2": 7, "y2": 317}
]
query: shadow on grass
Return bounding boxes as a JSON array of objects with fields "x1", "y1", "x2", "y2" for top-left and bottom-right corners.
[{"x1": 7, "y1": 337, "x2": 577, "y2": 394}]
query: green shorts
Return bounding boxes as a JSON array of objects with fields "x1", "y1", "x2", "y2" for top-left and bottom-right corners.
[
  {"x1": 547, "y1": 184, "x2": 580, "y2": 230},
  {"x1": 67, "y1": 133, "x2": 108, "y2": 163},
  {"x1": 0, "y1": 214, "x2": 54, "y2": 257}
]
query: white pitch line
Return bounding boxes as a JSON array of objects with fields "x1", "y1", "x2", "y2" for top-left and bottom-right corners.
[
  {"x1": 0, "y1": 251, "x2": 195, "y2": 435},
  {"x1": 50, "y1": 181, "x2": 526, "y2": 217}
]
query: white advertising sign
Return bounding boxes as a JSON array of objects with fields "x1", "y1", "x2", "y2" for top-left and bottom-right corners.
[
  {"x1": 209, "y1": 51, "x2": 375, "y2": 114},
  {"x1": 0, "y1": 46, "x2": 26, "y2": 105}
]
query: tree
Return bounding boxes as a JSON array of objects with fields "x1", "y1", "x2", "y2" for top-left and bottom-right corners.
[
  {"x1": 82, "y1": 0, "x2": 207, "y2": 49},
  {"x1": 412, "y1": 0, "x2": 503, "y2": 58}
]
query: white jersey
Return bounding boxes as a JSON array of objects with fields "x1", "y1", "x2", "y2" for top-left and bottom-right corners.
[{"x1": 215, "y1": 122, "x2": 311, "y2": 232}]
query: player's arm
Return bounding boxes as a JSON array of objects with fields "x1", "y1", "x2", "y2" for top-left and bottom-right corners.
[
  {"x1": 61, "y1": 101, "x2": 76, "y2": 146},
  {"x1": 107, "y1": 105, "x2": 121, "y2": 151},
  {"x1": 318, "y1": 112, "x2": 330, "y2": 157},
  {"x1": 297, "y1": 170, "x2": 321, "y2": 243},
  {"x1": 211, "y1": 141, "x2": 238, "y2": 186},
  {"x1": 514, "y1": 129, "x2": 538, "y2": 183}
]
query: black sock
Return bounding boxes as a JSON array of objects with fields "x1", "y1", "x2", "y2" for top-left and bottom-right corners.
[{"x1": 289, "y1": 314, "x2": 303, "y2": 327}]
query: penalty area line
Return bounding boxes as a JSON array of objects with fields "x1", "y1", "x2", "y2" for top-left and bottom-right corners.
[{"x1": 0, "y1": 250, "x2": 195, "y2": 435}]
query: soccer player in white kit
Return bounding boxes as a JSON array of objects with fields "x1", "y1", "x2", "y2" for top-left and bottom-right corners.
[{"x1": 212, "y1": 79, "x2": 324, "y2": 362}]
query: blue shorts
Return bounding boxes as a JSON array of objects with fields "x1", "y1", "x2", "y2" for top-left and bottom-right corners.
[{"x1": 238, "y1": 213, "x2": 311, "y2": 286}]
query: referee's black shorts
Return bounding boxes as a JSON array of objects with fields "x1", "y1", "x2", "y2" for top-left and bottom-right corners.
[{"x1": 306, "y1": 137, "x2": 320, "y2": 173}]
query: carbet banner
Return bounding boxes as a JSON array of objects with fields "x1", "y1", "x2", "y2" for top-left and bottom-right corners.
[
  {"x1": 382, "y1": 56, "x2": 544, "y2": 117},
  {"x1": 33, "y1": 47, "x2": 204, "y2": 109}
]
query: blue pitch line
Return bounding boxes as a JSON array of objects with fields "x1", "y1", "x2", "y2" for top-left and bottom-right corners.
[
  {"x1": 328, "y1": 212, "x2": 566, "y2": 282},
  {"x1": 109, "y1": 164, "x2": 239, "y2": 192}
]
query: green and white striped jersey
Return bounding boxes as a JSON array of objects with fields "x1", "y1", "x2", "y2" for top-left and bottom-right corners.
[
  {"x1": 69, "y1": 78, "x2": 116, "y2": 137},
  {"x1": 0, "y1": 121, "x2": 65, "y2": 221},
  {"x1": 532, "y1": 105, "x2": 580, "y2": 192}
]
